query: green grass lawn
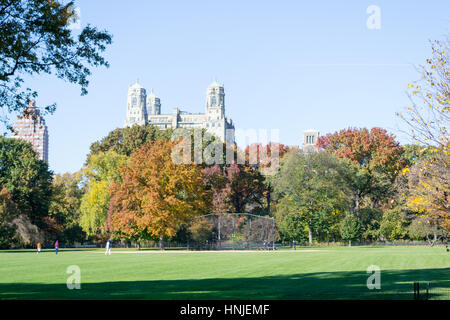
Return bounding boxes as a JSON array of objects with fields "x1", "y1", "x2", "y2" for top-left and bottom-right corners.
[{"x1": 0, "y1": 246, "x2": 448, "y2": 300}]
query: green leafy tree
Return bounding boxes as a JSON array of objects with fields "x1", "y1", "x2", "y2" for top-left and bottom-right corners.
[
  {"x1": 272, "y1": 150, "x2": 351, "y2": 245},
  {"x1": 0, "y1": 137, "x2": 53, "y2": 228},
  {"x1": 340, "y1": 215, "x2": 362, "y2": 246},
  {"x1": 0, "y1": 188, "x2": 19, "y2": 248},
  {"x1": 49, "y1": 172, "x2": 85, "y2": 243},
  {"x1": 379, "y1": 208, "x2": 408, "y2": 241},
  {"x1": 88, "y1": 125, "x2": 174, "y2": 158},
  {"x1": 275, "y1": 210, "x2": 309, "y2": 243},
  {"x1": 0, "y1": 0, "x2": 112, "y2": 125}
]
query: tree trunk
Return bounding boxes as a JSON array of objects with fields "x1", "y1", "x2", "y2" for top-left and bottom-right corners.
[
  {"x1": 159, "y1": 236, "x2": 164, "y2": 250},
  {"x1": 348, "y1": 240, "x2": 352, "y2": 247},
  {"x1": 308, "y1": 225, "x2": 313, "y2": 245},
  {"x1": 353, "y1": 191, "x2": 360, "y2": 215}
]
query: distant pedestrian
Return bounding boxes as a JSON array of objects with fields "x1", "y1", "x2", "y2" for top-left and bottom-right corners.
[
  {"x1": 105, "y1": 240, "x2": 111, "y2": 255},
  {"x1": 37, "y1": 243, "x2": 41, "y2": 254},
  {"x1": 55, "y1": 240, "x2": 59, "y2": 255}
]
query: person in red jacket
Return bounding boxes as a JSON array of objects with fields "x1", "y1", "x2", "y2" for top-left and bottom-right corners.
[
  {"x1": 55, "y1": 240, "x2": 59, "y2": 255},
  {"x1": 37, "y1": 243, "x2": 41, "y2": 254}
]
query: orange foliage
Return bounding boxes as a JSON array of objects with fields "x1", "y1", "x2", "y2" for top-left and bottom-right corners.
[{"x1": 108, "y1": 140, "x2": 211, "y2": 240}]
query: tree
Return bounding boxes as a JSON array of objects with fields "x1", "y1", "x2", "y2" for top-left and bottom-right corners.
[
  {"x1": 397, "y1": 39, "x2": 449, "y2": 241},
  {"x1": 275, "y1": 210, "x2": 309, "y2": 244},
  {"x1": 408, "y1": 216, "x2": 445, "y2": 244},
  {"x1": 49, "y1": 172, "x2": 85, "y2": 243},
  {"x1": 340, "y1": 215, "x2": 362, "y2": 247},
  {"x1": 318, "y1": 127, "x2": 405, "y2": 214},
  {"x1": 203, "y1": 164, "x2": 233, "y2": 213},
  {"x1": 378, "y1": 208, "x2": 407, "y2": 241},
  {"x1": 271, "y1": 150, "x2": 351, "y2": 245},
  {"x1": 402, "y1": 154, "x2": 449, "y2": 241},
  {"x1": 0, "y1": 187, "x2": 43, "y2": 248},
  {"x1": 244, "y1": 142, "x2": 293, "y2": 213},
  {"x1": 109, "y1": 140, "x2": 211, "y2": 244},
  {"x1": 203, "y1": 163, "x2": 267, "y2": 214},
  {"x1": 227, "y1": 164, "x2": 267, "y2": 214},
  {"x1": 188, "y1": 218, "x2": 214, "y2": 245},
  {"x1": 0, "y1": 188, "x2": 19, "y2": 248},
  {"x1": 397, "y1": 39, "x2": 449, "y2": 151},
  {"x1": 0, "y1": 0, "x2": 112, "y2": 125},
  {"x1": 80, "y1": 150, "x2": 127, "y2": 236},
  {"x1": 244, "y1": 142, "x2": 291, "y2": 171},
  {"x1": 88, "y1": 125, "x2": 173, "y2": 158},
  {"x1": 0, "y1": 137, "x2": 53, "y2": 228}
]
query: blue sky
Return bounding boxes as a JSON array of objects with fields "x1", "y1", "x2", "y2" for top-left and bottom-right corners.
[{"x1": 10, "y1": 0, "x2": 450, "y2": 174}]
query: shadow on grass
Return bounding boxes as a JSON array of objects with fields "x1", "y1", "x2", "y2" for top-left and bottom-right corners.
[{"x1": 0, "y1": 268, "x2": 449, "y2": 300}]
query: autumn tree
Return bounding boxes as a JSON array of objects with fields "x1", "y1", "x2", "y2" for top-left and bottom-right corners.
[
  {"x1": 318, "y1": 127, "x2": 405, "y2": 214},
  {"x1": 0, "y1": 0, "x2": 112, "y2": 126},
  {"x1": 244, "y1": 142, "x2": 293, "y2": 213},
  {"x1": 397, "y1": 39, "x2": 449, "y2": 241},
  {"x1": 402, "y1": 155, "x2": 449, "y2": 241},
  {"x1": 244, "y1": 142, "x2": 291, "y2": 171},
  {"x1": 80, "y1": 150, "x2": 127, "y2": 236},
  {"x1": 109, "y1": 140, "x2": 211, "y2": 244}
]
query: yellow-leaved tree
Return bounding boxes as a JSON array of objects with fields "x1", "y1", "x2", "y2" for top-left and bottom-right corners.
[{"x1": 79, "y1": 150, "x2": 127, "y2": 236}]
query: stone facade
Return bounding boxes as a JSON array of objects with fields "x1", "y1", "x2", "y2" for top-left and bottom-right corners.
[
  {"x1": 302, "y1": 129, "x2": 320, "y2": 153},
  {"x1": 125, "y1": 79, "x2": 235, "y2": 145},
  {"x1": 11, "y1": 100, "x2": 49, "y2": 162}
]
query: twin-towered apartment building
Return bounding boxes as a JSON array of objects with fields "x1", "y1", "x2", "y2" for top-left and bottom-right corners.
[{"x1": 124, "y1": 79, "x2": 236, "y2": 146}]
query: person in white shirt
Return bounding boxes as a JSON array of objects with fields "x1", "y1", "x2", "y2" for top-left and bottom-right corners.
[{"x1": 105, "y1": 240, "x2": 111, "y2": 255}]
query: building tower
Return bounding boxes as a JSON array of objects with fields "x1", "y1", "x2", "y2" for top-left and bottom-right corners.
[
  {"x1": 206, "y1": 78, "x2": 225, "y2": 115},
  {"x1": 125, "y1": 79, "x2": 147, "y2": 127},
  {"x1": 146, "y1": 89, "x2": 161, "y2": 115},
  {"x1": 11, "y1": 100, "x2": 49, "y2": 162},
  {"x1": 302, "y1": 129, "x2": 319, "y2": 153},
  {"x1": 205, "y1": 78, "x2": 228, "y2": 141}
]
